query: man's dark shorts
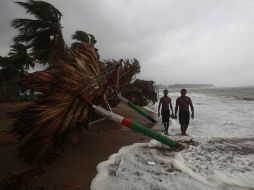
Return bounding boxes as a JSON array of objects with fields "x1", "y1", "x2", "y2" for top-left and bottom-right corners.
[
  {"x1": 161, "y1": 109, "x2": 170, "y2": 123},
  {"x1": 179, "y1": 111, "x2": 190, "y2": 125}
]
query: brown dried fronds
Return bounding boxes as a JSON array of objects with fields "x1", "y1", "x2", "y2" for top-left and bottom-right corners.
[
  {"x1": 13, "y1": 44, "x2": 100, "y2": 164},
  {"x1": 12, "y1": 43, "x2": 141, "y2": 164}
]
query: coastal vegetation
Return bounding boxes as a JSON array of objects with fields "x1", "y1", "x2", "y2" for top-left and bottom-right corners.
[
  {"x1": 0, "y1": 0, "x2": 157, "y2": 104},
  {"x1": 123, "y1": 79, "x2": 157, "y2": 106},
  {"x1": 1, "y1": 0, "x2": 155, "y2": 161},
  {"x1": 0, "y1": 1, "x2": 158, "y2": 189}
]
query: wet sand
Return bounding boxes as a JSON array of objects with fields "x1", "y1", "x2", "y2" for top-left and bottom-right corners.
[{"x1": 0, "y1": 102, "x2": 156, "y2": 189}]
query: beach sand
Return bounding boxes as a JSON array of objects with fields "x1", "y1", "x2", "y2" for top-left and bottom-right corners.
[{"x1": 0, "y1": 102, "x2": 157, "y2": 189}]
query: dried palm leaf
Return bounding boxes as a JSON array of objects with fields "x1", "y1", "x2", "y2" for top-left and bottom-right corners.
[
  {"x1": 13, "y1": 44, "x2": 101, "y2": 163},
  {"x1": 12, "y1": 43, "x2": 141, "y2": 164}
]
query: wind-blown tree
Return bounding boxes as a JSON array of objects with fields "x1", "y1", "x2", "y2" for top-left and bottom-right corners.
[
  {"x1": 102, "y1": 59, "x2": 141, "y2": 107},
  {"x1": 71, "y1": 30, "x2": 99, "y2": 59},
  {"x1": 71, "y1": 30, "x2": 96, "y2": 48},
  {"x1": 12, "y1": 0, "x2": 65, "y2": 64},
  {"x1": 9, "y1": 42, "x2": 35, "y2": 71},
  {"x1": 9, "y1": 43, "x2": 35, "y2": 99}
]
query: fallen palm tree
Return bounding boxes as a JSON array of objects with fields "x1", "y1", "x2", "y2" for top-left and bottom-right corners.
[
  {"x1": 12, "y1": 43, "x2": 142, "y2": 164},
  {"x1": 4, "y1": 42, "x2": 182, "y2": 190}
]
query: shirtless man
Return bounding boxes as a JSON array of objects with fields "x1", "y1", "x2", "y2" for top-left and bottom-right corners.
[
  {"x1": 174, "y1": 89, "x2": 194, "y2": 136},
  {"x1": 158, "y1": 89, "x2": 174, "y2": 135}
]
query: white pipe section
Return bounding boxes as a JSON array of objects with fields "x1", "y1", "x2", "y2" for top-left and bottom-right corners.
[{"x1": 92, "y1": 105, "x2": 124, "y2": 124}]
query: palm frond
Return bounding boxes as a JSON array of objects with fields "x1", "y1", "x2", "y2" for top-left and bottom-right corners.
[
  {"x1": 12, "y1": 42, "x2": 141, "y2": 164},
  {"x1": 12, "y1": 18, "x2": 49, "y2": 33},
  {"x1": 13, "y1": 0, "x2": 65, "y2": 64},
  {"x1": 15, "y1": 0, "x2": 62, "y2": 22},
  {"x1": 12, "y1": 43, "x2": 100, "y2": 163},
  {"x1": 71, "y1": 30, "x2": 90, "y2": 43}
]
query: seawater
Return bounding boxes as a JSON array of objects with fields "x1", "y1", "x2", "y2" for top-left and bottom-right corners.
[{"x1": 91, "y1": 87, "x2": 254, "y2": 190}]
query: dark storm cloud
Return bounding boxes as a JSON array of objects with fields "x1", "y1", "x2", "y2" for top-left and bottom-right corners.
[{"x1": 1, "y1": 0, "x2": 254, "y2": 86}]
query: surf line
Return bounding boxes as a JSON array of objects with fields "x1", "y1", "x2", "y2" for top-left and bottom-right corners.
[
  {"x1": 92, "y1": 105, "x2": 183, "y2": 149},
  {"x1": 170, "y1": 153, "x2": 254, "y2": 189}
]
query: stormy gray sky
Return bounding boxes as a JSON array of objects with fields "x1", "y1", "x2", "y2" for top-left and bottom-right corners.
[{"x1": 1, "y1": 0, "x2": 254, "y2": 87}]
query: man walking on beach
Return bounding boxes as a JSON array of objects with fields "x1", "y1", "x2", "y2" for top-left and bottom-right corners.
[
  {"x1": 175, "y1": 89, "x2": 194, "y2": 136},
  {"x1": 158, "y1": 89, "x2": 174, "y2": 135}
]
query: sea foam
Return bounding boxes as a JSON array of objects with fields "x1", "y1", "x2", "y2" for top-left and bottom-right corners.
[{"x1": 91, "y1": 88, "x2": 254, "y2": 190}]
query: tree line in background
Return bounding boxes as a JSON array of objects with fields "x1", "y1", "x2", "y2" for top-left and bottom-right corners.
[{"x1": 0, "y1": 0, "x2": 157, "y2": 105}]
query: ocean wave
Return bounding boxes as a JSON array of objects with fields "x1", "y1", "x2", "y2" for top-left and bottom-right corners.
[
  {"x1": 91, "y1": 137, "x2": 254, "y2": 190},
  {"x1": 232, "y1": 96, "x2": 254, "y2": 101}
]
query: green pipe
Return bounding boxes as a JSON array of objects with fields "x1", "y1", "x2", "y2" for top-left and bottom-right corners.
[
  {"x1": 118, "y1": 94, "x2": 157, "y2": 123},
  {"x1": 92, "y1": 105, "x2": 182, "y2": 149},
  {"x1": 127, "y1": 101, "x2": 157, "y2": 123},
  {"x1": 130, "y1": 120, "x2": 178, "y2": 147}
]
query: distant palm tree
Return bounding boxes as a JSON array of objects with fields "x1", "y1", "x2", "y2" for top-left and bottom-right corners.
[
  {"x1": 12, "y1": 0, "x2": 65, "y2": 64},
  {"x1": 9, "y1": 42, "x2": 35, "y2": 72},
  {"x1": 71, "y1": 30, "x2": 99, "y2": 59},
  {"x1": 71, "y1": 30, "x2": 97, "y2": 48},
  {"x1": 0, "y1": 43, "x2": 34, "y2": 100}
]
